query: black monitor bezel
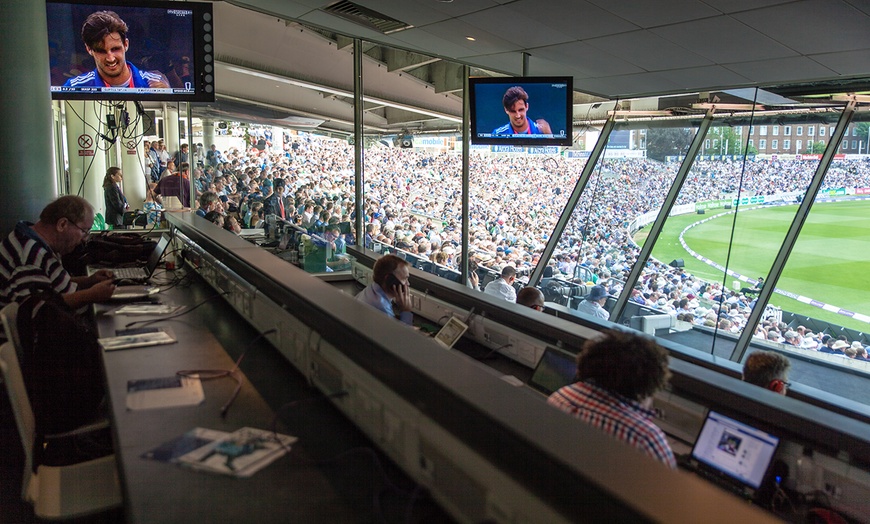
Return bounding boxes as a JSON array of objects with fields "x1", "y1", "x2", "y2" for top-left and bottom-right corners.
[
  {"x1": 46, "y1": 0, "x2": 214, "y2": 102},
  {"x1": 469, "y1": 76, "x2": 574, "y2": 147}
]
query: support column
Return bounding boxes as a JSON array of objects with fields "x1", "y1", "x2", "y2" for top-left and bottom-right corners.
[
  {"x1": 0, "y1": 0, "x2": 56, "y2": 233},
  {"x1": 271, "y1": 125, "x2": 284, "y2": 154},
  {"x1": 202, "y1": 118, "x2": 215, "y2": 149},
  {"x1": 163, "y1": 104, "x2": 180, "y2": 154},
  {"x1": 64, "y1": 101, "x2": 108, "y2": 221},
  {"x1": 120, "y1": 102, "x2": 147, "y2": 210}
]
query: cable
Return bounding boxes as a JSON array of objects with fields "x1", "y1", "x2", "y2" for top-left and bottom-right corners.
[
  {"x1": 475, "y1": 343, "x2": 512, "y2": 361},
  {"x1": 124, "y1": 290, "x2": 231, "y2": 329},
  {"x1": 176, "y1": 328, "x2": 277, "y2": 418},
  {"x1": 269, "y1": 391, "x2": 428, "y2": 523}
]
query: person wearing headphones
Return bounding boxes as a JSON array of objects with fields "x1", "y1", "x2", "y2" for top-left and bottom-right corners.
[{"x1": 742, "y1": 350, "x2": 792, "y2": 395}]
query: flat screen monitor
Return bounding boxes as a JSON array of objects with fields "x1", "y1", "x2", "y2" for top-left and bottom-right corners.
[
  {"x1": 469, "y1": 76, "x2": 573, "y2": 147},
  {"x1": 690, "y1": 410, "x2": 780, "y2": 491},
  {"x1": 47, "y1": 0, "x2": 215, "y2": 102}
]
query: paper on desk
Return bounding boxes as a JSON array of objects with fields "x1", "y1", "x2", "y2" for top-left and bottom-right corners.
[
  {"x1": 176, "y1": 427, "x2": 297, "y2": 477},
  {"x1": 99, "y1": 329, "x2": 177, "y2": 351},
  {"x1": 126, "y1": 375, "x2": 205, "y2": 410}
]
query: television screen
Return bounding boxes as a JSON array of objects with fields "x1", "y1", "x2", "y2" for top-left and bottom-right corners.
[
  {"x1": 469, "y1": 76, "x2": 573, "y2": 147},
  {"x1": 47, "y1": 0, "x2": 214, "y2": 102}
]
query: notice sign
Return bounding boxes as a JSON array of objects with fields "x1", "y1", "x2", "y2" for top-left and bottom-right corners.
[
  {"x1": 126, "y1": 140, "x2": 138, "y2": 155},
  {"x1": 78, "y1": 134, "x2": 94, "y2": 156}
]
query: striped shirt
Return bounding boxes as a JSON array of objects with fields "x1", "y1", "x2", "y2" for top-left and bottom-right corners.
[
  {"x1": 548, "y1": 380, "x2": 676, "y2": 468},
  {"x1": 0, "y1": 222, "x2": 76, "y2": 310}
]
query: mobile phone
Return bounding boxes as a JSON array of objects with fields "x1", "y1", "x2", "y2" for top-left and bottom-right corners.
[{"x1": 384, "y1": 273, "x2": 402, "y2": 292}]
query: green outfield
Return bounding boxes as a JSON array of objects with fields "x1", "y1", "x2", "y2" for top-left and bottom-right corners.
[{"x1": 635, "y1": 200, "x2": 870, "y2": 331}]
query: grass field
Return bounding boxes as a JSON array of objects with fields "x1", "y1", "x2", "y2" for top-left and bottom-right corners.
[{"x1": 636, "y1": 200, "x2": 870, "y2": 331}]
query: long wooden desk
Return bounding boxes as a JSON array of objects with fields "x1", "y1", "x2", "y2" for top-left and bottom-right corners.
[{"x1": 96, "y1": 270, "x2": 450, "y2": 523}]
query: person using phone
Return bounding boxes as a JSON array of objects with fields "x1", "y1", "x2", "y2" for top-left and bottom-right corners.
[{"x1": 356, "y1": 254, "x2": 413, "y2": 325}]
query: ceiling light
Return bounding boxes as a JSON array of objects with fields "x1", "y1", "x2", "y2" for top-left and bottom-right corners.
[{"x1": 466, "y1": 36, "x2": 476, "y2": 41}]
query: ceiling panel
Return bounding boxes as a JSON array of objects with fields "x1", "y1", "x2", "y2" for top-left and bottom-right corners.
[
  {"x1": 658, "y1": 65, "x2": 752, "y2": 92},
  {"x1": 585, "y1": 0, "x2": 720, "y2": 27},
  {"x1": 356, "y1": 0, "x2": 500, "y2": 27},
  {"x1": 459, "y1": 5, "x2": 576, "y2": 49},
  {"x1": 585, "y1": 30, "x2": 712, "y2": 71},
  {"x1": 470, "y1": 0, "x2": 640, "y2": 41},
  {"x1": 810, "y1": 50, "x2": 870, "y2": 76},
  {"x1": 651, "y1": 16, "x2": 797, "y2": 63},
  {"x1": 732, "y1": 0, "x2": 870, "y2": 55},
  {"x1": 413, "y1": 19, "x2": 523, "y2": 57},
  {"x1": 532, "y1": 41, "x2": 645, "y2": 78},
  {"x1": 574, "y1": 71, "x2": 685, "y2": 98},
  {"x1": 724, "y1": 56, "x2": 838, "y2": 84}
]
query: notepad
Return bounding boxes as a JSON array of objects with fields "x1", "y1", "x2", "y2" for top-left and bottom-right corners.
[
  {"x1": 126, "y1": 375, "x2": 205, "y2": 410},
  {"x1": 99, "y1": 329, "x2": 177, "y2": 351}
]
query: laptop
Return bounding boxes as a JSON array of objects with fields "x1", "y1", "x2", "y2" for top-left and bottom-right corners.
[
  {"x1": 432, "y1": 316, "x2": 468, "y2": 349},
  {"x1": 684, "y1": 410, "x2": 781, "y2": 499},
  {"x1": 528, "y1": 346, "x2": 577, "y2": 396},
  {"x1": 93, "y1": 234, "x2": 171, "y2": 282}
]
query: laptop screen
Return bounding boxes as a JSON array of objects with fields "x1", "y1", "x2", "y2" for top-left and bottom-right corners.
[
  {"x1": 433, "y1": 316, "x2": 468, "y2": 349},
  {"x1": 146, "y1": 235, "x2": 171, "y2": 274},
  {"x1": 528, "y1": 346, "x2": 577, "y2": 396},
  {"x1": 690, "y1": 410, "x2": 780, "y2": 490}
]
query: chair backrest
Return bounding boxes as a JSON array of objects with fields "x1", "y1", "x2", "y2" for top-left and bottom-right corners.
[
  {"x1": 1, "y1": 301, "x2": 21, "y2": 352},
  {"x1": 0, "y1": 341, "x2": 35, "y2": 463}
]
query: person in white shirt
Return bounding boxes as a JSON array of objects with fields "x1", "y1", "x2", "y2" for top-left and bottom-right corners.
[{"x1": 484, "y1": 265, "x2": 517, "y2": 303}]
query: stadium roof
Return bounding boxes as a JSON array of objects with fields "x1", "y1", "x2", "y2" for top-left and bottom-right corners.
[{"x1": 200, "y1": 0, "x2": 870, "y2": 135}]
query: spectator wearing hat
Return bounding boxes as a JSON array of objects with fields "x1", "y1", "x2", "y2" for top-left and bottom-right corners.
[
  {"x1": 577, "y1": 285, "x2": 609, "y2": 321},
  {"x1": 828, "y1": 340, "x2": 850, "y2": 356},
  {"x1": 783, "y1": 331, "x2": 800, "y2": 347}
]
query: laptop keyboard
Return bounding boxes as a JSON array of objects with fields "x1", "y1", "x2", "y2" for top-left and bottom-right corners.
[{"x1": 113, "y1": 267, "x2": 149, "y2": 280}]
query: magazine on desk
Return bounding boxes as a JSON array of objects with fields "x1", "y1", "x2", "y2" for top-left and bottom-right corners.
[{"x1": 158, "y1": 427, "x2": 298, "y2": 477}]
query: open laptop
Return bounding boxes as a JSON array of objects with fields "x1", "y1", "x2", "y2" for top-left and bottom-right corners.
[
  {"x1": 683, "y1": 410, "x2": 781, "y2": 499},
  {"x1": 432, "y1": 316, "x2": 468, "y2": 349},
  {"x1": 528, "y1": 346, "x2": 577, "y2": 396},
  {"x1": 93, "y1": 234, "x2": 171, "y2": 282}
]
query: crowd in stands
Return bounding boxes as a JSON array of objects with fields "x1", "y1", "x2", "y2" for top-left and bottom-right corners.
[{"x1": 155, "y1": 130, "x2": 870, "y2": 351}]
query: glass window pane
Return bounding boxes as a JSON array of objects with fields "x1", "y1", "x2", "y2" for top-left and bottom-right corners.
[
  {"x1": 360, "y1": 42, "x2": 465, "y2": 284},
  {"x1": 770, "y1": 110, "x2": 870, "y2": 409},
  {"x1": 627, "y1": 103, "x2": 844, "y2": 361},
  {"x1": 543, "y1": 117, "x2": 701, "y2": 319}
]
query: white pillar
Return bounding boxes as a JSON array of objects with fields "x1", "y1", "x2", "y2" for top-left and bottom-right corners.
[
  {"x1": 164, "y1": 105, "x2": 180, "y2": 153},
  {"x1": 202, "y1": 118, "x2": 215, "y2": 148},
  {"x1": 120, "y1": 102, "x2": 147, "y2": 210},
  {"x1": 65, "y1": 101, "x2": 107, "y2": 221},
  {"x1": 271, "y1": 125, "x2": 284, "y2": 154}
]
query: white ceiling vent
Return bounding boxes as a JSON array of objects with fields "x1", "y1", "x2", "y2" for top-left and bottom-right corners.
[{"x1": 322, "y1": 0, "x2": 414, "y2": 34}]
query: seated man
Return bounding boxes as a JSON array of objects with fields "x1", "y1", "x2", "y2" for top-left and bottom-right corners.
[
  {"x1": 576, "y1": 284, "x2": 610, "y2": 320},
  {"x1": 0, "y1": 195, "x2": 115, "y2": 311},
  {"x1": 308, "y1": 224, "x2": 350, "y2": 272},
  {"x1": 516, "y1": 286, "x2": 545, "y2": 311},
  {"x1": 356, "y1": 254, "x2": 412, "y2": 325},
  {"x1": 548, "y1": 330, "x2": 676, "y2": 468},
  {"x1": 742, "y1": 350, "x2": 791, "y2": 395},
  {"x1": 484, "y1": 265, "x2": 517, "y2": 302}
]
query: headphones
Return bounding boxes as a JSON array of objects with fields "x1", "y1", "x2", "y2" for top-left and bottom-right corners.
[{"x1": 768, "y1": 379, "x2": 787, "y2": 393}]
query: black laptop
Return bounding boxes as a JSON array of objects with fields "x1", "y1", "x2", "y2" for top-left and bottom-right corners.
[
  {"x1": 94, "y1": 234, "x2": 170, "y2": 281},
  {"x1": 684, "y1": 410, "x2": 781, "y2": 499},
  {"x1": 528, "y1": 346, "x2": 577, "y2": 396}
]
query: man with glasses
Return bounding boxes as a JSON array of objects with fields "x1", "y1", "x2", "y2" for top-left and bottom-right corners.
[
  {"x1": 0, "y1": 195, "x2": 116, "y2": 310},
  {"x1": 516, "y1": 286, "x2": 545, "y2": 311},
  {"x1": 742, "y1": 350, "x2": 792, "y2": 395}
]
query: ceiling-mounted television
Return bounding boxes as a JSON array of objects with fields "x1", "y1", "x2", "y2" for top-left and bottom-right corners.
[
  {"x1": 47, "y1": 0, "x2": 215, "y2": 102},
  {"x1": 469, "y1": 76, "x2": 573, "y2": 147}
]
